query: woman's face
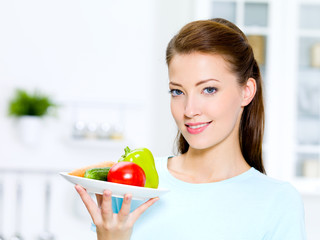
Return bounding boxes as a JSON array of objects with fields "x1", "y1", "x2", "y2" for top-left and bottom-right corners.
[{"x1": 168, "y1": 52, "x2": 254, "y2": 150}]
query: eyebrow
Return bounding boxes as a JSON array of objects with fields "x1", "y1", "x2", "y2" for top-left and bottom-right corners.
[{"x1": 169, "y1": 78, "x2": 220, "y2": 87}]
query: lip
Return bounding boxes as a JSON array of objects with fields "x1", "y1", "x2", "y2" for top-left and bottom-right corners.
[{"x1": 185, "y1": 121, "x2": 212, "y2": 134}]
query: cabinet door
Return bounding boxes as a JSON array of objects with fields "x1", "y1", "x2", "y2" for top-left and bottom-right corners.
[{"x1": 295, "y1": 2, "x2": 320, "y2": 179}]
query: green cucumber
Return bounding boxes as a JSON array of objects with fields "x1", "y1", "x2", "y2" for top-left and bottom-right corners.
[{"x1": 84, "y1": 167, "x2": 111, "y2": 181}]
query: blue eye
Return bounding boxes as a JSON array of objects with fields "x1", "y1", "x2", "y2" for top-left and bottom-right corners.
[
  {"x1": 169, "y1": 89, "x2": 183, "y2": 97},
  {"x1": 203, "y1": 87, "x2": 217, "y2": 95}
]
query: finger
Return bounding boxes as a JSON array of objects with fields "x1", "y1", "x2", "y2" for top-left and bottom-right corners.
[
  {"x1": 75, "y1": 185, "x2": 100, "y2": 221},
  {"x1": 118, "y1": 194, "x2": 132, "y2": 221},
  {"x1": 100, "y1": 190, "x2": 113, "y2": 222},
  {"x1": 131, "y1": 197, "x2": 159, "y2": 223},
  {"x1": 96, "y1": 194, "x2": 103, "y2": 207}
]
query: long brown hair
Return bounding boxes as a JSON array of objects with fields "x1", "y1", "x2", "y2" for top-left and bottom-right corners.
[{"x1": 166, "y1": 18, "x2": 266, "y2": 174}]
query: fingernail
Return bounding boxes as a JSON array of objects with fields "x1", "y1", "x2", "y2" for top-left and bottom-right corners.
[
  {"x1": 75, "y1": 185, "x2": 80, "y2": 191},
  {"x1": 126, "y1": 194, "x2": 132, "y2": 201},
  {"x1": 104, "y1": 190, "x2": 111, "y2": 196}
]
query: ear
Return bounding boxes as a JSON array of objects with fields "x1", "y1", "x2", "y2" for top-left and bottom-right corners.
[{"x1": 241, "y1": 78, "x2": 256, "y2": 107}]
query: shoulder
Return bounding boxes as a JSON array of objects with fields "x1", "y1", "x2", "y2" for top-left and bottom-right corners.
[
  {"x1": 250, "y1": 169, "x2": 304, "y2": 207},
  {"x1": 252, "y1": 171, "x2": 307, "y2": 238}
]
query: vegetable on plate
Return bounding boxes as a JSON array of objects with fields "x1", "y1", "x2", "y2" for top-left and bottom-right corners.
[
  {"x1": 107, "y1": 162, "x2": 146, "y2": 187},
  {"x1": 84, "y1": 167, "x2": 111, "y2": 181},
  {"x1": 68, "y1": 161, "x2": 115, "y2": 177}
]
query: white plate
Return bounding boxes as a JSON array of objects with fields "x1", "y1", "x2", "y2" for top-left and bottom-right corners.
[{"x1": 59, "y1": 172, "x2": 170, "y2": 201}]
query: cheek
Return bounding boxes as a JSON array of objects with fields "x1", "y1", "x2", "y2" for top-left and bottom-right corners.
[
  {"x1": 210, "y1": 92, "x2": 242, "y2": 122},
  {"x1": 170, "y1": 100, "x2": 182, "y2": 123}
]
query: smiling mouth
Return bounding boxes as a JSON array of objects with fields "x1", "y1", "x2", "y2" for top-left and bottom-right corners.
[
  {"x1": 185, "y1": 121, "x2": 212, "y2": 134},
  {"x1": 186, "y1": 122, "x2": 210, "y2": 129},
  {"x1": 185, "y1": 121, "x2": 212, "y2": 128}
]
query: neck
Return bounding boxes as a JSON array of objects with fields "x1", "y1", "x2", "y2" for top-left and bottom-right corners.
[{"x1": 172, "y1": 137, "x2": 251, "y2": 184}]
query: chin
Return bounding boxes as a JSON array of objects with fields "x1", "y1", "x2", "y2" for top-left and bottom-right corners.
[
  {"x1": 184, "y1": 131, "x2": 228, "y2": 151},
  {"x1": 185, "y1": 138, "x2": 217, "y2": 150}
]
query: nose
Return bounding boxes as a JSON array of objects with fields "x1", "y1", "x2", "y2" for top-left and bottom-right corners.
[{"x1": 184, "y1": 95, "x2": 201, "y2": 118}]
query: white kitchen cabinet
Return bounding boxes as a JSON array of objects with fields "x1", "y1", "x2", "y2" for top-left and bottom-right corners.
[
  {"x1": 294, "y1": 1, "x2": 320, "y2": 183},
  {"x1": 194, "y1": 0, "x2": 320, "y2": 195}
]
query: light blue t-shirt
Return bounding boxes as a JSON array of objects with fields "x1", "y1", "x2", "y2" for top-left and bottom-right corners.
[{"x1": 93, "y1": 156, "x2": 307, "y2": 240}]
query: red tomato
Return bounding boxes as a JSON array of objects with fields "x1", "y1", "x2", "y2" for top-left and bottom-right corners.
[{"x1": 107, "y1": 162, "x2": 146, "y2": 187}]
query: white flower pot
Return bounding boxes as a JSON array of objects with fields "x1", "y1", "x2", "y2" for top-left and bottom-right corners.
[{"x1": 17, "y1": 116, "x2": 43, "y2": 146}]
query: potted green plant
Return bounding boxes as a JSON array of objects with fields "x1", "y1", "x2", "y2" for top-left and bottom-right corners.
[{"x1": 8, "y1": 89, "x2": 57, "y2": 145}]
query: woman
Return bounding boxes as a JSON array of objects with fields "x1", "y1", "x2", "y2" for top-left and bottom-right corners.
[{"x1": 75, "y1": 18, "x2": 306, "y2": 240}]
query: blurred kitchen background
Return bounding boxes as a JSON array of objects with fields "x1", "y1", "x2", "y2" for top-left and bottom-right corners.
[{"x1": 0, "y1": 0, "x2": 320, "y2": 239}]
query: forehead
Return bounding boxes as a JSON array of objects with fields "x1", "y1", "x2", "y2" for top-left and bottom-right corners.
[{"x1": 168, "y1": 52, "x2": 236, "y2": 84}]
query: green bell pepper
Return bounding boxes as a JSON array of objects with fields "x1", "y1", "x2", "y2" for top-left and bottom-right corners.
[{"x1": 118, "y1": 146, "x2": 159, "y2": 188}]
